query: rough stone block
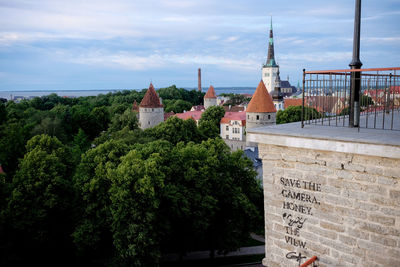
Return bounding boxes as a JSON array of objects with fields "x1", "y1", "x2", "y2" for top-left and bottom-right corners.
[
  {"x1": 320, "y1": 221, "x2": 345, "y2": 233},
  {"x1": 338, "y1": 234, "x2": 357, "y2": 246},
  {"x1": 369, "y1": 214, "x2": 396, "y2": 226},
  {"x1": 370, "y1": 234, "x2": 397, "y2": 247},
  {"x1": 347, "y1": 228, "x2": 370, "y2": 240}
]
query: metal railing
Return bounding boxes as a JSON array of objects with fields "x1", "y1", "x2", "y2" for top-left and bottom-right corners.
[
  {"x1": 300, "y1": 256, "x2": 318, "y2": 267},
  {"x1": 301, "y1": 67, "x2": 400, "y2": 131}
]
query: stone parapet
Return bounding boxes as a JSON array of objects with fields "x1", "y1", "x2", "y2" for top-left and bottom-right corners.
[{"x1": 248, "y1": 123, "x2": 400, "y2": 267}]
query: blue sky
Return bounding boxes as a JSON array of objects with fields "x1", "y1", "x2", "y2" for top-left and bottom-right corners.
[{"x1": 0, "y1": 0, "x2": 399, "y2": 91}]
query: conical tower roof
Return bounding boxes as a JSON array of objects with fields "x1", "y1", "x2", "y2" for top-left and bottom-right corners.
[
  {"x1": 132, "y1": 100, "x2": 139, "y2": 112},
  {"x1": 204, "y1": 85, "x2": 217, "y2": 99},
  {"x1": 247, "y1": 80, "x2": 276, "y2": 113},
  {"x1": 140, "y1": 83, "x2": 163, "y2": 108}
]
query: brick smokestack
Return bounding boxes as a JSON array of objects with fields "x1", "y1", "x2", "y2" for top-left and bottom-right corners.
[{"x1": 198, "y1": 68, "x2": 201, "y2": 92}]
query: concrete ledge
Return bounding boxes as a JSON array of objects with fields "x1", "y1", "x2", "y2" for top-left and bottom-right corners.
[{"x1": 247, "y1": 122, "x2": 400, "y2": 159}]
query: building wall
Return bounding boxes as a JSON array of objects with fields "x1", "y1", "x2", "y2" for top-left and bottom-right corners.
[
  {"x1": 223, "y1": 139, "x2": 247, "y2": 151},
  {"x1": 246, "y1": 112, "x2": 276, "y2": 130},
  {"x1": 258, "y1": 144, "x2": 400, "y2": 267},
  {"x1": 139, "y1": 107, "x2": 164, "y2": 129},
  {"x1": 204, "y1": 98, "x2": 217, "y2": 109},
  {"x1": 262, "y1": 66, "x2": 279, "y2": 93},
  {"x1": 220, "y1": 122, "x2": 245, "y2": 141},
  {"x1": 273, "y1": 100, "x2": 284, "y2": 111}
]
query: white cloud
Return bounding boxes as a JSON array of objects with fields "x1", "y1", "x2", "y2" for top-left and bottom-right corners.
[{"x1": 57, "y1": 48, "x2": 259, "y2": 73}]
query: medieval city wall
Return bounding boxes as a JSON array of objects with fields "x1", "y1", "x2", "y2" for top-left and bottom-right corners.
[{"x1": 258, "y1": 142, "x2": 400, "y2": 267}]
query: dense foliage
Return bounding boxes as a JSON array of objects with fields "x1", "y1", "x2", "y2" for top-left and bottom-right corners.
[
  {"x1": 0, "y1": 86, "x2": 262, "y2": 267},
  {"x1": 276, "y1": 105, "x2": 321, "y2": 124}
]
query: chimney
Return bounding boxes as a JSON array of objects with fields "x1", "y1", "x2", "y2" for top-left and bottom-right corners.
[{"x1": 198, "y1": 68, "x2": 202, "y2": 92}]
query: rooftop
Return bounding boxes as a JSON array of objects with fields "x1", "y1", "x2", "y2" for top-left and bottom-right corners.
[
  {"x1": 247, "y1": 80, "x2": 276, "y2": 113},
  {"x1": 140, "y1": 83, "x2": 163, "y2": 108},
  {"x1": 204, "y1": 85, "x2": 217, "y2": 99},
  {"x1": 221, "y1": 111, "x2": 246, "y2": 125},
  {"x1": 175, "y1": 110, "x2": 203, "y2": 121}
]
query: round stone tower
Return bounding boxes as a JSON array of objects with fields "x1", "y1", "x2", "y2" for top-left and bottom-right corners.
[
  {"x1": 139, "y1": 83, "x2": 164, "y2": 129},
  {"x1": 246, "y1": 80, "x2": 276, "y2": 131},
  {"x1": 204, "y1": 85, "x2": 217, "y2": 109}
]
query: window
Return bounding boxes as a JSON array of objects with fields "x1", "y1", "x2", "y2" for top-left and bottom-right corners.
[
  {"x1": 247, "y1": 115, "x2": 249, "y2": 119},
  {"x1": 268, "y1": 114, "x2": 271, "y2": 120},
  {"x1": 264, "y1": 73, "x2": 269, "y2": 77},
  {"x1": 226, "y1": 135, "x2": 229, "y2": 139},
  {"x1": 226, "y1": 126, "x2": 229, "y2": 131},
  {"x1": 256, "y1": 115, "x2": 259, "y2": 120},
  {"x1": 148, "y1": 121, "x2": 150, "y2": 125}
]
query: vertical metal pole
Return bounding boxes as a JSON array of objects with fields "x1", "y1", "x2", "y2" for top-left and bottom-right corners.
[
  {"x1": 302, "y1": 69, "x2": 306, "y2": 128},
  {"x1": 349, "y1": 0, "x2": 363, "y2": 127},
  {"x1": 390, "y1": 73, "x2": 394, "y2": 130}
]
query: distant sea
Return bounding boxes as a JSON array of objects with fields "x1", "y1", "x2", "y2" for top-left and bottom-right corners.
[{"x1": 0, "y1": 87, "x2": 256, "y2": 101}]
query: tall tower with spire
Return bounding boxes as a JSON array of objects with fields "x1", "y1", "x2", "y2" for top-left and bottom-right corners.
[{"x1": 262, "y1": 17, "x2": 279, "y2": 93}]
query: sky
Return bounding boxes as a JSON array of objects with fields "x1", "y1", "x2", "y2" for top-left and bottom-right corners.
[{"x1": 0, "y1": 0, "x2": 399, "y2": 91}]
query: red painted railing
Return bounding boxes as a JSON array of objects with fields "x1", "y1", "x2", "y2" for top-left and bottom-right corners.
[{"x1": 299, "y1": 256, "x2": 318, "y2": 267}]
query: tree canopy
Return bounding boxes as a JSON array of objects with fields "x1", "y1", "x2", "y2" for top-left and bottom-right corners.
[
  {"x1": 276, "y1": 105, "x2": 321, "y2": 124},
  {"x1": 0, "y1": 88, "x2": 262, "y2": 266}
]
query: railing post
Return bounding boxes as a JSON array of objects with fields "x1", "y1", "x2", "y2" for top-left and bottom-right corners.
[
  {"x1": 349, "y1": 0, "x2": 363, "y2": 127},
  {"x1": 302, "y1": 69, "x2": 306, "y2": 128}
]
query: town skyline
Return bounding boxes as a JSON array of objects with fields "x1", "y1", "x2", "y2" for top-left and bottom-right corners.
[{"x1": 0, "y1": 0, "x2": 399, "y2": 91}]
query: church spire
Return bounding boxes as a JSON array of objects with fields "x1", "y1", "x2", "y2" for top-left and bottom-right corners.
[{"x1": 265, "y1": 17, "x2": 278, "y2": 67}]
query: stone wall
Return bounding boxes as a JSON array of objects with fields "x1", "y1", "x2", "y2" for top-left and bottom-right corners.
[
  {"x1": 204, "y1": 98, "x2": 217, "y2": 109},
  {"x1": 139, "y1": 107, "x2": 164, "y2": 129},
  {"x1": 223, "y1": 139, "x2": 246, "y2": 151},
  {"x1": 259, "y1": 144, "x2": 400, "y2": 267}
]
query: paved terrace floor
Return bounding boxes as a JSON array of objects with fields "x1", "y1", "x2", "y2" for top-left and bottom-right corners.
[
  {"x1": 248, "y1": 111, "x2": 400, "y2": 146},
  {"x1": 247, "y1": 111, "x2": 400, "y2": 159}
]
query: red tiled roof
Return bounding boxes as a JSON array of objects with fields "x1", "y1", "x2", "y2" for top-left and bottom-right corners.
[
  {"x1": 223, "y1": 105, "x2": 245, "y2": 112},
  {"x1": 139, "y1": 83, "x2": 163, "y2": 108},
  {"x1": 306, "y1": 96, "x2": 346, "y2": 114},
  {"x1": 220, "y1": 112, "x2": 246, "y2": 126},
  {"x1": 175, "y1": 110, "x2": 204, "y2": 121},
  {"x1": 246, "y1": 80, "x2": 276, "y2": 113},
  {"x1": 191, "y1": 105, "x2": 205, "y2": 111},
  {"x1": 204, "y1": 85, "x2": 217, "y2": 99},
  {"x1": 284, "y1": 98, "x2": 303, "y2": 109},
  {"x1": 164, "y1": 111, "x2": 175, "y2": 121},
  {"x1": 132, "y1": 100, "x2": 139, "y2": 112}
]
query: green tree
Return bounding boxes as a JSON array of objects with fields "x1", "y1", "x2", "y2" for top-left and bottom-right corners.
[
  {"x1": 198, "y1": 106, "x2": 225, "y2": 139},
  {"x1": 0, "y1": 102, "x2": 6, "y2": 125},
  {"x1": 108, "y1": 108, "x2": 139, "y2": 133},
  {"x1": 360, "y1": 95, "x2": 374, "y2": 107},
  {"x1": 109, "y1": 149, "x2": 165, "y2": 266},
  {"x1": 164, "y1": 99, "x2": 192, "y2": 113},
  {"x1": 276, "y1": 105, "x2": 321, "y2": 124},
  {"x1": 31, "y1": 117, "x2": 67, "y2": 142},
  {"x1": 6, "y1": 135, "x2": 75, "y2": 264},
  {"x1": 0, "y1": 122, "x2": 32, "y2": 175},
  {"x1": 146, "y1": 116, "x2": 202, "y2": 144},
  {"x1": 73, "y1": 140, "x2": 132, "y2": 258}
]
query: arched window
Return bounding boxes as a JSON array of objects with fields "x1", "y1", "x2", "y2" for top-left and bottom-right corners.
[{"x1": 256, "y1": 115, "x2": 259, "y2": 120}]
